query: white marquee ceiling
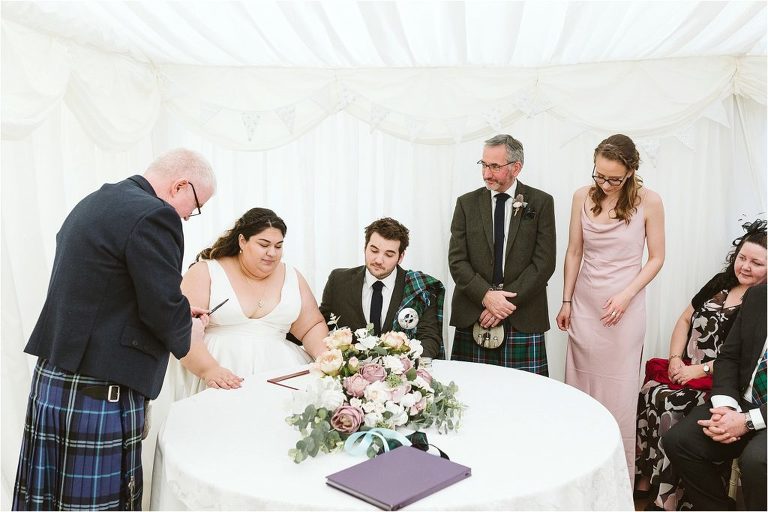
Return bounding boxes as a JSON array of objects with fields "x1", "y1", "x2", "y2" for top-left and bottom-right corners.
[{"x1": 3, "y1": 1, "x2": 766, "y2": 67}]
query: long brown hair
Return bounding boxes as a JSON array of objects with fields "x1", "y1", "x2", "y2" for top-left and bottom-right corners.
[
  {"x1": 195, "y1": 208, "x2": 287, "y2": 262},
  {"x1": 589, "y1": 134, "x2": 643, "y2": 224}
]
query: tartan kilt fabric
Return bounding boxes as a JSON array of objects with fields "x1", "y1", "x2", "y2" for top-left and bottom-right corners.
[
  {"x1": 451, "y1": 326, "x2": 549, "y2": 376},
  {"x1": 13, "y1": 359, "x2": 145, "y2": 511}
]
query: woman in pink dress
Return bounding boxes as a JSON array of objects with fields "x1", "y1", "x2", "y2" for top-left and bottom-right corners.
[{"x1": 556, "y1": 134, "x2": 665, "y2": 486}]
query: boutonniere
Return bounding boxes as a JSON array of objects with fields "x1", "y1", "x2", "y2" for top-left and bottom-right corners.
[{"x1": 512, "y1": 194, "x2": 528, "y2": 216}]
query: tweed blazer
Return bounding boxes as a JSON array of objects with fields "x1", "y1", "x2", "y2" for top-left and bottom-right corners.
[
  {"x1": 448, "y1": 181, "x2": 556, "y2": 332},
  {"x1": 319, "y1": 265, "x2": 443, "y2": 359},
  {"x1": 24, "y1": 176, "x2": 192, "y2": 399},
  {"x1": 712, "y1": 284, "x2": 767, "y2": 422}
]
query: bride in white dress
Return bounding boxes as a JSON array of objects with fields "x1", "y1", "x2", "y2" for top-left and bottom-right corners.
[{"x1": 176, "y1": 208, "x2": 327, "y2": 396}]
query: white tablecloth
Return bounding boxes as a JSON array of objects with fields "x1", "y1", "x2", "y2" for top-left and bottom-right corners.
[{"x1": 151, "y1": 361, "x2": 633, "y2": 510}]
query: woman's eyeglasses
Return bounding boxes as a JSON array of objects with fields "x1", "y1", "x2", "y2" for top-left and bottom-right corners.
[{"x1": 592, "y1": 166, "x2": 628, "y2": 187}]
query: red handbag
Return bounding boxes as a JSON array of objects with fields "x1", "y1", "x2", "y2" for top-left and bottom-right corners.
[{"x1": 643, "y1": 357, "x2": 713, "y2": 391}]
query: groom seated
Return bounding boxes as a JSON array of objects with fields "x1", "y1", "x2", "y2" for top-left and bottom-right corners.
[{"x1": 319, "y1": 217, "x2": 445, "y2": 359}]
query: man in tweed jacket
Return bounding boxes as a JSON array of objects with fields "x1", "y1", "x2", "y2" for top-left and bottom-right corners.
[
  {"x1": 320, "y1": 218, "x2": 444, "y2": 359},
  {"x1": 448, "y1": 134, "x2": 556, "y2": 373}
]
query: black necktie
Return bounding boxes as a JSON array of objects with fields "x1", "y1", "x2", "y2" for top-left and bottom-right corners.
[
  {"x1": 493, "y1": 192, "x2": 510, "y2": 286},
  {"x1": 370, "y1": 281, "x2": 384, "y2": 335}
]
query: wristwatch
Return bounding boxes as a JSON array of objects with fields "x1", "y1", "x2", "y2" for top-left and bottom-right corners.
[
  {"x1": 745, "y1": 413, "x2": 755, "y2": 431},
  {"x1": 702, "y1": 363, "x2": 711, "y2": 375}
]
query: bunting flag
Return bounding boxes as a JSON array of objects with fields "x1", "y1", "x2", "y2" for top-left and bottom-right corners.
[
  {"x1": 637, "y1": 137, "x2": 661, "y2": 167},
  {"x1": 369, "y1": 104, "x2": 390, "y2": 133},
  {"x1": 672, "y1": 124, "x2": 695, "y2": 150},
  {"x1": 700, "y1": 99, "x2": 730, "y2": 128},
  {"x1": 199, "y1": 103, "x2": 222, "y2": 125},
  {"x1": 276, "y1": 105, "x2": 296, "y2": 134},
  {"x1": 482, "y1": 107, "x2": 503, "y2": 132},
  {"x1": 241, "y1": 112, "x2": 260, "y2": 142}
]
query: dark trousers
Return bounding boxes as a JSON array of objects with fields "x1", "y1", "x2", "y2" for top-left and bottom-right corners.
[{"x1": 662, "y1": 402, "x2": 766, "y2": 511}]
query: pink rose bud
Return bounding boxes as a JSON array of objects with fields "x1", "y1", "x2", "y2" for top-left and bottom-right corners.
[{"x1": 416, "y1": 368, "x2": 432, "y2": 384}]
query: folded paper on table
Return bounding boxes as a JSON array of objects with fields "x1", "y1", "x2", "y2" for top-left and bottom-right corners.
[{"x1": 325, "y1": 446, "x2": 471, "y2": 510}]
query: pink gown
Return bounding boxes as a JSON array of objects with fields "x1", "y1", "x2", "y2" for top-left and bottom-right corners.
[{"x1": 565, "y1": 202, "x2": 646, "y2": 486}]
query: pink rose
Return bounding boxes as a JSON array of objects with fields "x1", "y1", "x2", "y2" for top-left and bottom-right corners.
[
  {"x1": 331, "y1": 405, "x2": 364, "y2": 434},
  {"x1": 390, "y1": 383, "x2": 411, "y2": 402},
  {"x1": 360, "y1": 363, "x2": 386, "y2": 383},
  {"x1": 416, "y1": 368, "x2": 432, "y2": 384},
  {"x1": 410, "y1": 397, "x2": 427, "y2": 415},
  {"x1": 343, "y1": 373, "x2": 369, "y2": 398},
  {"x1": 399, "y1": 357, "x2": 413, "y2": 372}
]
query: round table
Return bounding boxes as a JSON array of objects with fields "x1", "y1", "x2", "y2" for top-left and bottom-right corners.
[{"x1": 151, "y1": 361, "x2": 633, "y2": 510}]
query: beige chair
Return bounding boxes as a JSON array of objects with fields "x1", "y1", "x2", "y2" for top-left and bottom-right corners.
[{"x1": 727, "y1": 459, "x2": 741, "y2": 499}]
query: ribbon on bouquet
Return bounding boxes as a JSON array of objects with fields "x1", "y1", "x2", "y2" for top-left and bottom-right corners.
[
  {"x1": 343, "y1": 428, "x2": 412, "y2": 457},
  {"x1": 344, "y1": 429, "x2": 451, "y2": 460}
]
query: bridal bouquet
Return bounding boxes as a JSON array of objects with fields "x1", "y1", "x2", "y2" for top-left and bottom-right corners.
[{"x1": 286, "y1": 315, "x2": 464, "y2": 463}]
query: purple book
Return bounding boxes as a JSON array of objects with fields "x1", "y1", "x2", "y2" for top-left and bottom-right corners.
[{"x1": 326, "y1": 446, "x2": 471, "y2": 510}]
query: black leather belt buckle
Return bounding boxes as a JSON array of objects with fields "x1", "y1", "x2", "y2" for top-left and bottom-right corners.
[{"x1": 81, "y1": 384, "x2": 121, "y2": 402}]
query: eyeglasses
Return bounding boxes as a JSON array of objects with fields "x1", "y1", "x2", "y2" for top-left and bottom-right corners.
[
  {"x1": 188, "y1": 182, "x2": 202, "y2": 216},
  {"x1": 591, "y1": 167, "x2": 628, "y2": 187},
  {"x1": 477, "y1": 160, "x2": 514, "y2": 172}
]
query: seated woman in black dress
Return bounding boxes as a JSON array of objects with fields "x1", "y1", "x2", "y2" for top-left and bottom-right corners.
[{"x1": 635, "y1": 219, "x2": 766, "y2": 510}]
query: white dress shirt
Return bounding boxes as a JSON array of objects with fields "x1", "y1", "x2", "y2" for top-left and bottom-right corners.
[
  {"x1": 490, "y1": 181, "x2": 518, "y2": 274},
  {"x1": 362, "y1": 268, "x2": 398, "y2": 329}
]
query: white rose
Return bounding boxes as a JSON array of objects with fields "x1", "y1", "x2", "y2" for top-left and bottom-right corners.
[
  {"x1": 354, "y1": 327, "x2": 370, "y2": 340},
  {"x1": 385, "y1": 401, "x2": 409, "y2": 426},
  {"x1": 355, "y1": 335, "x2": 378, "y2": 351},
  {"x1": 411, "y1": 375, "x2": 434, "y2": 394},
  {"x1": 399, "y1": 391, "x2": 423, "y2": 409},
  {"x1": 316, "y1": 376, "x2": 346, "y2": 410},
  {"x1": 312, "y1": 349, "x2": 344, "y2": 376},
  {"x1": 408, "y1": 339, "x2": 424, "y2": 359},
  {"x1": 364, "y1": 380, "x2": 392, "y2": 403},
  {"x1": 382, "y1": 355, "x2": 405, "y2": 374},
  {"x1": 364, "y1": 412, "x2": 382, "y2": 428}
]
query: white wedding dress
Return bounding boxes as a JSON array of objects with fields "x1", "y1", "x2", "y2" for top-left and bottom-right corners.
[{"x1": 176, "y1": 259, "x2": 312, "y2": 397}]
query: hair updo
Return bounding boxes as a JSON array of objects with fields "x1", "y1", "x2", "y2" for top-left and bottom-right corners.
[
  {"x1": 589, "y1": 134, "x2": 644, "y2": 223},
  {"x1": 195, "y1": 208, "x2": 287, "y2": 262}
]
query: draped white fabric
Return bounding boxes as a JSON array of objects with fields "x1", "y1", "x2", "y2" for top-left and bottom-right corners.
[{"x1": 1, "y1": 1, "x2": 766, "y2": 509}]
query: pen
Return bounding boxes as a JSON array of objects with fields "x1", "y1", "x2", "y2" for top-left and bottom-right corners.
[{"x1": 207, "y1": 298, "x2": 229, "y2": 315}]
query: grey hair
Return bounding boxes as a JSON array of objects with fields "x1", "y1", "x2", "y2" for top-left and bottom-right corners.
[
  {"x1": 484, "y1": 134, "x2": 524, "y2": 166},
  {"x1": 145, "y1": 148, "x2": 216, "y2": 193}
]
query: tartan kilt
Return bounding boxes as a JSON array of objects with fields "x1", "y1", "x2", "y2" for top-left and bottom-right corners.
[
  {"x1": 13, "y1": 359, "x2": 145, "y2": 511},
  {"x1": 451, "y1": 325, "x2": 549, "y2": 376}
]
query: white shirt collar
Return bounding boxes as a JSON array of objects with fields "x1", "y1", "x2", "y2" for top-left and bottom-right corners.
[
  {"x1": 365, "y1": 266, "x2": 398, "y2": 290},
  {"x1": 491, "y1": 180, "x2": 517, "y2": 199}
]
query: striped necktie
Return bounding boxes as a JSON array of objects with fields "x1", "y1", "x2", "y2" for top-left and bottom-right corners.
[{"x1": 751, "y1": 348, "x2": 767, "y2": 406}]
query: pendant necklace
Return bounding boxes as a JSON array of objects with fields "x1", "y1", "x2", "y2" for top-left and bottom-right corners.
[{"x1": 239, "y1": 255, "x2": 265, "y2": 312}]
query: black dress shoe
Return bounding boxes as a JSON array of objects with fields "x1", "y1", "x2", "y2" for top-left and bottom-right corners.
[{"x1": 643, "y1": 502, "x2": 662, "y2": 511}]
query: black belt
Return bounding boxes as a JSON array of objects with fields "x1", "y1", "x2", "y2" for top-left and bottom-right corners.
[{"x1": 80, "y1": 384, "x2": 122, "y2": 402}]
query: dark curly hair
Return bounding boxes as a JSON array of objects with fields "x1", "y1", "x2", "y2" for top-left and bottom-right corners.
[
  {"x1": 364, "y1": 217, "x2": 409, "y2": 254},
  {"x1": 708, "y1": 218, "x2": 767, "y2": 292},
  {"x1": 589, "y1": 134, "x2": 644, "y2": 224},
  {"x1": 195, "y1": 208, "x2": 287, "y2": 262}
]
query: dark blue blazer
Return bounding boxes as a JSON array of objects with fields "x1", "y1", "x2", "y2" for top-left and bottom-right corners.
[{"x1": 25, "y1": 176, "x2": 192, "y2": 399}]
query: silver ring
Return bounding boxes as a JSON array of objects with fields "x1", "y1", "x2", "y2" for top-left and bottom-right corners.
[{"x1": 611, "y1": 311, "x2": 617, "y2": 316}]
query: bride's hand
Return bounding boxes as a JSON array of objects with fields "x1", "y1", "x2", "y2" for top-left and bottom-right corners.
[{"x1": 202, "y1": 366, "x2": 244, "y2": 390}]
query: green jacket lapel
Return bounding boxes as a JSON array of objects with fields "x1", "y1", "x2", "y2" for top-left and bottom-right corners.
[{"x1": 478, "y1": 188, "x2": 494, "y2": 252}]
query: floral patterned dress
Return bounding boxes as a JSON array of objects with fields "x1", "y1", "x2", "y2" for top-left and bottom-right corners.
[{"x1": 635, "y1": 287, "x2": 740, "y2": 510}]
